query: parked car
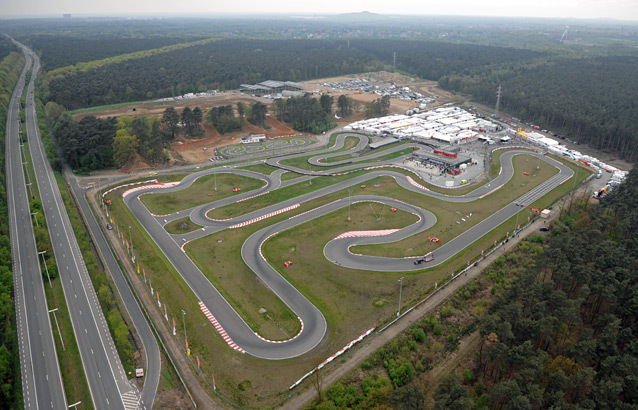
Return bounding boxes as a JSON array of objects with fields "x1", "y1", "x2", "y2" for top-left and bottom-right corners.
[{"x1": 540, "y1": 227, "x2": 549, "y2": 232}]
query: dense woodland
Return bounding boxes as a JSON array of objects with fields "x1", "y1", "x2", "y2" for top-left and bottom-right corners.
[
  {"x1": 42, "y1": 39, "x2": 378, "y2": 109},
  {"x1": 0, "y1": 49, "x2": 24, "y2": 409},
  {"x1": 0, "y1": 36, "x2": 17, "y2": 62},
  {"x1": 438, "y1": 56, "x2": 638, "y2": 161},
  {"x1": 274, "y1": 94, "x2": 336, "y2": 134},
  {"x1": 27, "y1": 31, "x2": 638, "y2": 160},
  {"x1": 438, "y1": 171, "x2": 638, "y2": 409},
  {"x1": 22, "y1": 35, "x2": 204, "y2": 71}
]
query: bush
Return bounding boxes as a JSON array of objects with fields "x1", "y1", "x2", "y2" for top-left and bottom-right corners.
[
  {"x1": 433, "y1": 324, "x2": 442, "y2": 335},
  {"x1": 389, "y1": 362, "x2": 415, "y2": 387},
  {"x1": 413, "y1": 327, "x2": 426, "y2": 343}
]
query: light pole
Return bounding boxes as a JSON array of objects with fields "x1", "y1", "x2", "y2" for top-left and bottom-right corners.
[
  {"x1": 347, "y1": 189, "x2": 352, "y2": 222},
  {"x1": 68, "y1": 401, "x2": 81, "y2": 409},
  {"x1": 48, "y1": 308, "x2": 65, "y2": 351},
  {"x1": 514, "y1": 203, "x2": 521, "y2": 233},
  {"x1": 38, "y1": 251, "x2": 51, "y2": 288},
  {"x1": 214, "y1": 172, "x2": 217, "y2": 192},
  {"x1": 128, "y1": 225, "x2": 134, "y2": 260},
  {"x1": 181, "y1": 310, "x2": 187, "y2": 343},
  {"x1": 397, "y1": 277, "x2": 404, "y2": 317},
  {"x1": 536, "y1": 155, "x2": 541, "y2": 171},
  {"x1": 31, "y1": 211, "x2": 38, "y2": 227}
]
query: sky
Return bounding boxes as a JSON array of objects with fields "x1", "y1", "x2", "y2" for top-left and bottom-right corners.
[{"x1": 1, "y1": 0, "x2": 637, "y2": 21}]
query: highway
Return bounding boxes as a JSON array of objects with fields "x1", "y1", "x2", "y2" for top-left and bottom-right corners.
[
  {"x1": 19, "y1": 41, "x2": 139, "y2": 409},
  {"x1": 6, "y1": 40, "x2": 67, "y2": 410},
  {"x1": 119, "y1": 129, "x2": 573, "y2": 360}
]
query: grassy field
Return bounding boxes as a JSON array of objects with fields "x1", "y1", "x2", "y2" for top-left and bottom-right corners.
[
  {"x1": 237, "y1": 163, "x2": 278, "y2": 175},
  {"x1": 164, "y1": 216, "x2": 203, "y2": 234},
  {"x1": 99, "y1": 151, "x2": 591, "y2": 407},
  {"x1": 140, "y1": 173, "x2": 265, "y2": 215},
  {"x1": 353, "y1": 154, "x2": 558, "y2": 257},
  {"x1": 69, "y1": 99, "x2": 176, "y2": 116},
  {"x1": 187, "y1": 203, "x2": 418, "y2": 339},
  {"x1": 107, "y1": 188, "x2": 376, "y2": 408}
]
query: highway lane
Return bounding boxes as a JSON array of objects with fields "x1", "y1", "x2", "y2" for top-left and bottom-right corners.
[
  {"x1": 120, "y1": 140, "x2": 571, "y2": 359},
  {"x1": 20, "y1": 44, "x2": 136, "y2": 409},
  {"x1": 6, "y1": 42, "x2": 68, "y2": 410},
  {"x1": 69, "y1": 176, "x2": 160, "y2": 409}
]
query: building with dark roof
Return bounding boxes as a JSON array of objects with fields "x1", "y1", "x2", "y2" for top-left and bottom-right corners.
[{"x1": 240, "y1": 80, "x2": 304, "y2": 96}]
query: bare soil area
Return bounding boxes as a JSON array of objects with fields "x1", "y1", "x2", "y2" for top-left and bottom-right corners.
[{"x1": 71, "y1": 71, "x2": 455, "y2": 170}]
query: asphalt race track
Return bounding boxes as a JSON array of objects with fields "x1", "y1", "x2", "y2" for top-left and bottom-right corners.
[{"x1": 120, "y1": 132, "x2": 573, "y2": 359}]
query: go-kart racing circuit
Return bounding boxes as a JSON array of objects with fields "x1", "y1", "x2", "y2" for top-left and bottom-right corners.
[{"x1": 100, "y1": 129, "x2": 586, "y2": 366}]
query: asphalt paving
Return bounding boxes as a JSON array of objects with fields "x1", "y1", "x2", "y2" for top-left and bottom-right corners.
[
  {"x1": 20, "y1": 42, "x2": 135, "y2": 409},
  {"x1": 121, "y1": 130, "x2": 572, "y2": 360},
  {"x1": 6, "y1": 40, "x2": 67, "y2": 410},
  {"x1": 69, "y1": 175, "x2": 160, "y2": 409}
]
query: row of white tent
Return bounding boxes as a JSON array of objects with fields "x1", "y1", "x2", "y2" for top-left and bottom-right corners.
[
  {"x1": 344, "y1": 107, "x2": 496, "y2": 144},
  {"x1": 507, "y1": 129, "x2": 628, "y2": 184}
]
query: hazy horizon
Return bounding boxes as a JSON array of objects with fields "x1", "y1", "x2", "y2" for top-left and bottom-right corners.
[{"x1": 2, "y1": 0, "x2": 637, "y2": 22}]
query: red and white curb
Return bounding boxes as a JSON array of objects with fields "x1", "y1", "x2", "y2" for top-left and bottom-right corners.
[
  {"x1": 102, "y1": 179, "x2": 158, "y2": 198},
  {"x1": 478, "y1": 183, "x2": 504, "y2": 199},
  {"x1": 228, "y1": 204, "x2": 300, "y2": 229},
  {"x1": 123, "y1": 181, "x2": 180, "y2": 198},
  {"x1": 406, "y1": 175, "x2": 430, "y2": 191},
  {"x1": 254, "y1": 317, "x2": 304, "y2": 343},
  {"x1": 198, "y1": 301, "x2": 245, "y2": 353},
  {"x1": 237, "y1": 191, "x2": 268, "y2": 203},
  {"x1": 180, "y1": 240, "x2": 192, "y2": 252},
  {"x1": 289, "y1": 326, "x2": 376, "y2": 390},
  {"x1": 334, "y1": 229, "x2": 399, "y2": 240}
]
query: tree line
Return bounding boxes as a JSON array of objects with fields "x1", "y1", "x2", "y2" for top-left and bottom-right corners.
[
  {"x1": 0, "y1": 50, "x2": 25, "y2": 409},
  {"x1": 42, "y1": 39, "x2": 377, "y2": 110},
  {"x1": 48, "y1": 104, "x2": 232, "y2": 171},
  {"x1": 273, "y1": 94, "x2": 335, "y2": 134},
  {"x1": 36, "y1": 36, "x2": 638, "y2": 161},
  {"x1": 429, "y1": 170, "x2": 638, "y2": 409},
  {"x1": 21, "y1": 34, "x2": 202, "y2": 71}
]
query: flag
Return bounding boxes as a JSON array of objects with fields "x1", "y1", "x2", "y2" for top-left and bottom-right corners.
[
  {"x1": 157, "y1": 291, "x2": 161, "y2": 308},
  {"x1": 173, "y1": 318, "x2": 176, "y2": 336},
  {"x1": 197, "y1": 356, "x2": 201, "y2": 370},
  {"x1": 137, "y1": 264, "x2": 140, "y2": 274}
]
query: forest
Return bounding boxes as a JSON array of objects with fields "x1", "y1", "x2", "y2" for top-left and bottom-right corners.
[
  {"x1": 305, "y1": 169, "x2": 638, "y2": 410},
  {"x1": 21, "y1": 34, "x2": 205, "y2": 71},
  {"x1": 274, "y1": 94, "x2": 336, "y2": 134},
  {"x1": 0, "y1": 49, "x2": 25, "y2": 409},
  {"x1": 30, "y1": 31, "x2": 638, "y2": 160},
  {"x1": 42, "y1": 39, "x2": 378, "y2": 109},
  {"x1": 443, "y1": 170, "x2": 638, "y2": 409}
]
